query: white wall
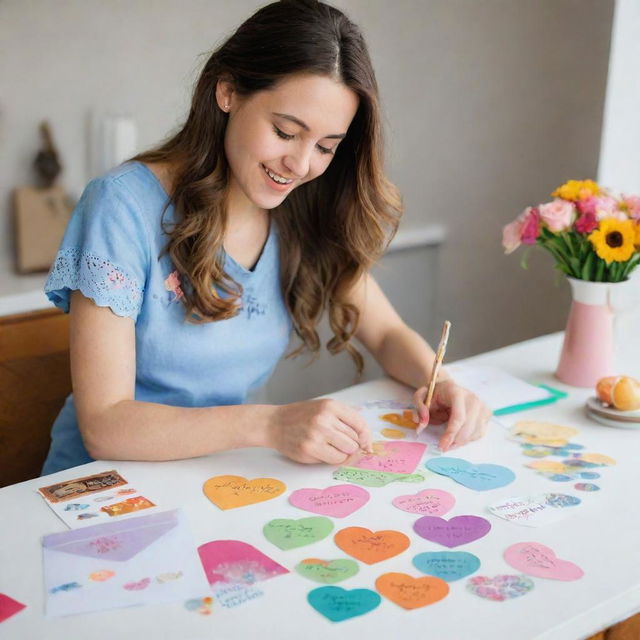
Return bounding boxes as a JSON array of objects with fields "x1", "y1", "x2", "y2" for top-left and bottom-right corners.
[
  {"x1": 598, "y1": 0, "x2": 640, "y2": 193},
  {"x1": 0, "y1": 0, "x2": 614, "y2": 364}
]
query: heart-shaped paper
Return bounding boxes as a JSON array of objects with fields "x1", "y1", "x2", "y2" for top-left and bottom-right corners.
[
  {"x1": 488, "y1": 493, "x2": 581, "y2": 527},
  {"x1": 198, "y1": 540, "x2": 289, "y2": 586},
  {"x1": 308, "y1": 586, "x2": 381, "y2": 622},
  {"x1": 412, "y1": 551, "x2": 480, "y2": 582},
  {"x1": 333, "y1": 467, "x2": 424, "y2": 488},
  {"x1": 381, "y1": 428, "x2": 406, "y2": 439},
  {"x1": 413, "y1": 515, "x2": 491, "y2": 548},
  {"x1": 345, "y1": 441, "x2": 427, "y2": 474},
  {"x1": 375, "y1": 572, "x2": 449, "y2": 610},
  {"x1": 466, "y1": 575, "x2": 534, "y2": 601},
  {"x1": 511, "y1": 421, "x2": 579, "y2": 442},
  {"x1": 289, "y1": 484, "x2": 370, "y2": 518},
  {"x1": 203, "y1": 475, "x2": 286, "y2": 510},
  {"x1": 295, "y1": 558, "x2": 359, "y2": 584},
  {"x1": 392, "y1": 489, "x2": 455, "y2": 516},
  {"x1": 263, "y1": 517, "x2": 333, "y2": 550},
  {"x1": 426, "y1": 457, "x2": 515, "y2": 491},
  {"x1": 123, "y1": 577, "x2": 150, "y2": 591},
  {"x1": 504, "y1": 542, "x2": 584, "y2": 581},
  {"x1": 334, "y1": 527, "x2": 410, "y2": 564},
  {"x1": 380, "y1": 411, "x2": 418, "y2": 429}
]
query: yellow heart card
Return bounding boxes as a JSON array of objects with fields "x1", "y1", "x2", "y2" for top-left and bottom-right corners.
[{"x1": 203, "y1": 475, "x2": 286, "y2": 510}]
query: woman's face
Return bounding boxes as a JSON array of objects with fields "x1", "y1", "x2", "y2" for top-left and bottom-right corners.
[{"x1": 220, "y1": 73, "x2": 359, "y2": 213}]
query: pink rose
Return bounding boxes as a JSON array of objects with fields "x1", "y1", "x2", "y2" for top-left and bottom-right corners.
[
  {"x1": 622, "y1": 195, "x2": 640, "y2": 220},
  {"x1": 521, "y1": 207, "x2": 541, "y2": 245},
  {"x1": 588, "y1": 196, "x2": 619, "y2": 220},
  {"x1": 538, "y1": 199, "x2": 576, "y2": 232},
  {"x1": 502, "y1": 217, "x2": 524, "y2": 254},
  {"x1": 575, "y1": 211, "x2": 598, "y2": 234}
]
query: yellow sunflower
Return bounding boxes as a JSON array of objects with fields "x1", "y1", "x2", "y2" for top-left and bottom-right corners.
[
  {"x1": 552, "y1": 179, "x2": 600, "y2": 202},
  {"x1": 588, "y1": 218, "x2": 636, "y2": 264}
]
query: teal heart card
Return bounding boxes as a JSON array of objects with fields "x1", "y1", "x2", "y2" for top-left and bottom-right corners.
[
  {"x1": 425, "y1": 457, "x2": 515, "y2": 491},
  {"x1": 307, "y1": 586, "x2": 381, "y2": 622},
  {"x1": 412, "y1": 551, "x2": 480, "y2": 582},
  {"x1": 295, "y1": 558, "x2": 359, "y2": 584},
  {"x1": 263, "y1": 517, "x2": 333, "y2": 550}
]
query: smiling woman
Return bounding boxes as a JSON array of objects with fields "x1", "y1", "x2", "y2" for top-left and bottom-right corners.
[{"x1": 40, "y1": 0, "x2": 490, "y2": 475}]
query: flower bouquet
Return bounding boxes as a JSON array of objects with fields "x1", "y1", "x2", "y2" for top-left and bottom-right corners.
[
  {"x1": 502, "y1": 179, "x2": 640, "y2": 282},
  {"x1": 502, "y1": 179, "x2": 640, "y2": 387}
]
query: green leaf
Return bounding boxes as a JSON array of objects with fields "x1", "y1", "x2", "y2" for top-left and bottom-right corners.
[
  {"x1": 595, "y1": 259, "x2": 605, "y2": 282},
  {"x1": 581, "y1": 251, "x2": 595, "y2": 281}
]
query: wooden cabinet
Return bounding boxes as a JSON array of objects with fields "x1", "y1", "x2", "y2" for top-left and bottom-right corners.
[{"x1": 0, "y1": 308, "x2": 71, "y2": 487}]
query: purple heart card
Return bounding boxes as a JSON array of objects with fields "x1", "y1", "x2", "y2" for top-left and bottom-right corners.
[{"x1": 413, "y1": 515, "x2": 491, "y2": 548}]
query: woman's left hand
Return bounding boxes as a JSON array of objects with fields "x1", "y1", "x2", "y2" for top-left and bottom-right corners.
[{"x1": 412, "y1": 380, "x2": 492, "y2": 451}]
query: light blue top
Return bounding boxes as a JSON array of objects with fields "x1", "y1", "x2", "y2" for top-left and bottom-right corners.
[{"x1": 42, "y1": 162, "x2": 292, "y2": 475}]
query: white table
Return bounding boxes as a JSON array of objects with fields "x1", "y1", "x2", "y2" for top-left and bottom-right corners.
[{"x1": 1, "y1": 333, "x2": 639, "y2": 640}]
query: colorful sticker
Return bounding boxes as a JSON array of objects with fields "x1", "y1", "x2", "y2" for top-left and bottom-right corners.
[
  {"x1": 100, "y1": 496, "x2": 155, "y2": 517},
  {"x1": 184, "y1": 596, "x2": 213, "y2": 615},
  {"x1": 467, "y1": 575, "x2": 534, "y2": 601},
  {"x1": 381, "y1": 428, "x2": 406, "y2": 439},
  {"x1": 123, "y1": 577, "x2": 151, "y2": 591},
  {"x1": 575, "y1": 482, "x2": 600, "y2": 491},
  {"x1": 89, "y1": 570, "x2": 115, "y2": 582}
]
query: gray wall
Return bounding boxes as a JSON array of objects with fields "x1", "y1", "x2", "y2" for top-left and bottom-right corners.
[{"x1": 0, "y1": 1, "x2": 614, "y2": 365}]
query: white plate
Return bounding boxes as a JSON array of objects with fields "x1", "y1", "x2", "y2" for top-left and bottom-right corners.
[{"x1": 585, "y1": 397, "x2": 640, "y2": 429}]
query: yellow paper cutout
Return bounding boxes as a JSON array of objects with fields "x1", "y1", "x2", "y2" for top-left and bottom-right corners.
[
  {"x1": 380, "y1": 411, "x2": 418, "y2": 430},
  {"x1": 579, "y1": 453, "x2": 616, "y2": 466},
  {"x1": 511, "y1": 420, "x2": 579, "y2": 440},
  {"x1": 381, "y1": 428, "x2": 406, "y2": 439}
]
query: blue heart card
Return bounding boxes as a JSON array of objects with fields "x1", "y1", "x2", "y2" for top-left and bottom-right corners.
[
  {"x1": 412, "y1": 551, "x2": 480, "y2": 582},
  {"x1": 307, "y1": 586, "x2": 381, "y2": 622},
  {"x1": 425, "y1": 457, "x2": 515, "y2": 491}
]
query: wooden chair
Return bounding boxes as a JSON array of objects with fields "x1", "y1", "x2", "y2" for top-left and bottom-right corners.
[{"x1": 0, "y1": 308, "x2": 71, "y2": 487}]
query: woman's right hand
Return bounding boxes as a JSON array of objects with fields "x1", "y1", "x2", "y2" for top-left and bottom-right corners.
[{"x1": 266, "y1": 399, "x2": 373, "y2": 465}]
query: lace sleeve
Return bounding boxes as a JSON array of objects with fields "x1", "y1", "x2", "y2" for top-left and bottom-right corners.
[{"x1": 45, "y1": 247, "x2": 144, "y2": 318}]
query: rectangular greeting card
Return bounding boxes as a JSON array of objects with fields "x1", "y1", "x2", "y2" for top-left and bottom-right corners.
[
  {"x1": 42, "y1": 509, "x2": 209, "y2": 617},
  {"x1": 37, "y1": 470, "x2": 158, "y2": 529}
]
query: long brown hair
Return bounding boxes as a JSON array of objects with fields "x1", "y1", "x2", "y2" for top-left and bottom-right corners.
[{"x1": 134, "y1": 0, "x2": 402, "y2": 374}]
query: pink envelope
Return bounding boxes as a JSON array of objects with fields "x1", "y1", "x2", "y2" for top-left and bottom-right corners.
[{"x1": 198, "y1": 540, "x2": 289, "y2": 586}]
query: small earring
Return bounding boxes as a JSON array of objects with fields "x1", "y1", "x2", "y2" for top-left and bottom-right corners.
[{"x1": 224, "y1": 103, "x2": 230, "y2": 112}]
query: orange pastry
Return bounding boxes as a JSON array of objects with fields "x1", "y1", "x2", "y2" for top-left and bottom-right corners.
[{"x1": 596, "y1": 375, "x2": 640, "y2": 411}]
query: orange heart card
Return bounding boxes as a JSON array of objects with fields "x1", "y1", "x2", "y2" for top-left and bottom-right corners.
[
  {"x1": 203, "y1": 475, "x2": 286, "y2": 510},
  {"x1": 334, "y1": 527, "x2": 410, "y2": 564},
  {"x1": 381, "y1": 411, "x2": 418, "y2": 429},
  {"x1": 375, "y1": 572, "x2": 449, "y2": 610}
]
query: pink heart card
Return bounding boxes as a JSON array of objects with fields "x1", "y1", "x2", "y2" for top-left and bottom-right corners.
[
  {"x1": 504, "y1": 542, "x2": 584, "y2": 581},
  {"x1": 392, "y1": 489, "x2": 455, "y2": 516},
  {"x1": 289, "y1": 485, "x2": 370, "y2": 518},
  {"x1": 345, "y1": 441, "x2": 427, "y2": 475}
]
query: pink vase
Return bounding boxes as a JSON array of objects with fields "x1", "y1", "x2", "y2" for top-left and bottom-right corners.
[{"x1": 555, "y1": 278, "x2": 629, "y2": 387}]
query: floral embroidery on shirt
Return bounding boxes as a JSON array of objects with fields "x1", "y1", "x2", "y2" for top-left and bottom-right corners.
[
  {"x1": 242, "y1": 293, "x2": 266, "y2": 320},
  {"x1": 164, "y1": 270, "x2": 184, "y2": 303}
]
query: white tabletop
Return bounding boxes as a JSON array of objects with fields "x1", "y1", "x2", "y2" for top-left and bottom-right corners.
[{"x1": 1, "y1": 333, "x2": 639, "y2": 640}]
